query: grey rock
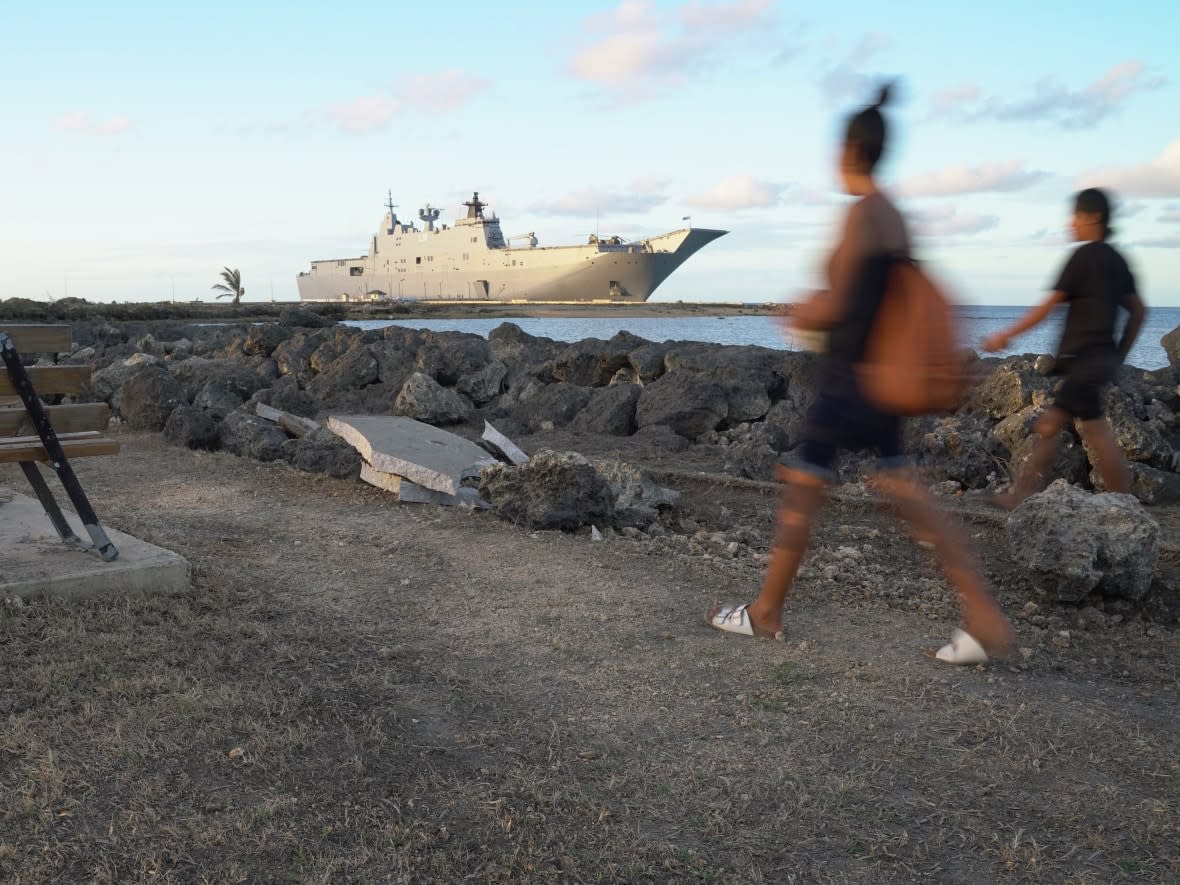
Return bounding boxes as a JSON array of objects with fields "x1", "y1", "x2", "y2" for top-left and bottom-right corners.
[
  {"x1": 480, "y1": 450, "x2": 615, "y2": 531},
  {"x1": 635, "y1": 370, "x2": 728, "y2": 439},
  {"x1": 272, "y1": 332, "x2": 325, "y2": 380},
  {"x1": 247, "y1": 375, "x2": 319, "y2": 419},
  {"x1": 118, "y1": 364, "x2": 187, "y2": 431},
  {"x1": 162, "y1": 406, "x2": 220, "y2": 451},
  {"x1": 309, "y1": 327, "x2": 364, "y2": 374},
  {"x1": 723, "y1": 441, "x2": 780, "y2": 481},
  {"x1": 628, "y1": 342, "x2": 669, "y2": 383},
  {"x1": 219, "y1": 408, "x2": 290, "y2": 462},
  {"x1": 571, "y1": 383, "x2": 641, "y2": 436},
  {"x1": 1008, "y1": 431, "x2": 1090, "y2": 488},
  {"x1": 394, "y1": 371, "x2": 472, "y2": 425},
  {"x1": 416, "y1": 331, "x2": 493, "y2": 385},
  {"x1": 916, "y1": 414, "x2": 1009, "y2": 489},
  {"x1": 631, "y1": 423, "x2": 691, "y2": 453},
  {"x1": 194, "y1": 381, "x2": 244, "y2": 420},
  {"x1": 1091, "y1": 461, "x2": 1180, "y2": 505},
  {"x1": 307, "y1": 344, "x2": 379, "y2": 401},
  {"x1": 243, "y1": 323, "x2": 294, "y2": 358},
  {"x1": 1162, "y1": 324, "x2": 1180, "y2": 367},
  {"x1": 280, "y1": 429, "x2": 362, "y2": 479},
  {"x1": 511, "y1": 382, "x2": 592, "y2": 432},
  {"x1": 1095, "y1": 387, "x2": 1174, "y2": 467},
  {"x1": 169, "y1": 357, "x2": 268, "y2": 402},
  {"x1": 370, "y1": 340, "x2": 417, "y2": 389},
  {"x1": 488, "y1": 322, "x2": 561, "y2": 376},
  {"x1": 552, "y1": 338, "x2": 633, "y2": 387},
  {"x1": 279, "y1": 305, "x2": 333, "y2": 328},
  {"x1": 1006, "y1": 479, "x2": 1160, "y2": 602},
  {"x1": 967, "y1": 358, "x2": 1051, "y2": 419},
  {"x1": 590, "y1": 458, "x2": 679, "y2": 529},
  {"x1": 456, "y1": 360, "x2": 508, "y2": 405}
]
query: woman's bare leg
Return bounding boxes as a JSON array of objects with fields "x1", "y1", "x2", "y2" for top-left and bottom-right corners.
[
  {"x1": 872, "y1": 467, "x2": 1014, "y2": 655},
  {"x1": 721, "y1": 466, "x2": 828, "y2": 637}
]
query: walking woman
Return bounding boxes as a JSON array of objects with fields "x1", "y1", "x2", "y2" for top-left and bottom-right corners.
[
  {"x1": 983, "y1": 188, "x2": 1147, "y2": 507},
  {"x1": 707, "y1": 84, "x2": 1014, "y2": 664}
]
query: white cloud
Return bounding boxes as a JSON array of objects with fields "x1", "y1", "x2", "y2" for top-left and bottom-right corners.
[
  {"x1": 567, "y1": 0, "x2": 775, "y2": 97},
  {"x1": 324, "y1": 68, "x2": 489, "y2": 134},
  {"x1": 325, "y1": 95, "x2": 403, "y2": 134},
  {"x1": 910, "y1": 206, "x2": 999, "y2": 237},
  {"x1": 686, "y1": 174, "x2": 784, "y2": 209},
  {"x1": 53, "y1": 111, "x2": 131, "y2": 136},
  {"x1": 815, "y1": 31, "x2": 892, "y2": 103},
  {"x1": 1134, "y1": 235, "x2": 1180, "y2": 248},
  {"x1": 930, "y1": 61, "x2": 1164, "y2": 129},
  {"x1": 1158, "y1": 204, "x2": 1180, "y2": 224},
  {"x1": 897, "y1": 161, "x2": 1051, "y2": 198},
  {"x1": 1079, "y1": 139, "x2": 1180, "y2": 198},
  {"x1": 529, "y1": 179, "x2": 670, "y2": 216}
]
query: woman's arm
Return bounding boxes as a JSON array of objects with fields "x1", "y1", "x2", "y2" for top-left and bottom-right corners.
[
  {"x1": 1117, "y1": 291, "x2": 1147, "y2": 362},
  {"x1": 982, "y1": 290, "x2": 1067, "y2": 352}
]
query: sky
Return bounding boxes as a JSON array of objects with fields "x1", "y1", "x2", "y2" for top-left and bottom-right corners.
[{"x1": 1, "y1": 0, "x2": 1177, "y2": 307}]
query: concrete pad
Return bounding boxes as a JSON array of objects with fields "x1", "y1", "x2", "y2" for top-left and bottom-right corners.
[
  {"x1": 328, "y1": 415, "x2": 496, "y2": 495},
  {"x1": 0, "y1": 488, "x2": 190, "y2": 601},
  {"x1": 359, "y1": 463, "x2": 487, "y2": 508}
]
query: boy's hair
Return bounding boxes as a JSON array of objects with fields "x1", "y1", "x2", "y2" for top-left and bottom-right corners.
[
  {"x1": 844, "y1": 83, "x2": 894, "y2": 172},
  {"x1": 1075, "y1": 188, "x2": 1115, "y2": 238}
]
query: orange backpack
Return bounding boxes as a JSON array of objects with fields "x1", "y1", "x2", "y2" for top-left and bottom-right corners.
[{"x1": 855, "y1": 261, "x2": 967, "y2": 416}]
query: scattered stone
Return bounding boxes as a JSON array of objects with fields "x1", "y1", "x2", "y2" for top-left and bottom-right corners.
[
  {"x1": 480, "y1": 450, "x2": 615, "y2": 531},
  {"x1": 327, "y1": 415, "x2": 495, "y2": 495},
  {"x1": 482, "y1": 420, "x2": 529, "y2": 465},
  {"x1": 394, "y1": 371, "x2": 472, "y2": 425},
  {"x1": 118, "y1": 364, "x2": 187, "y2": 431},
  {"x1": 1006, "y1": 479, "x2": 1160, "y2": 602},
  {"x1": 163, "y1": 406, "x2": 220, "y2": 451}
]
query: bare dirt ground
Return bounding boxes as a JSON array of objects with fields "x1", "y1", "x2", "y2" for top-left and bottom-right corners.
[{"x1": 2, "y1": 429, "x2": 1178, "y2": 883}]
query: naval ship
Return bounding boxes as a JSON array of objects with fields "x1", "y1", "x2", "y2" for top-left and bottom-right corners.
[{"x1": 296, "y1": 192, "x2": 726, "y2": 303}]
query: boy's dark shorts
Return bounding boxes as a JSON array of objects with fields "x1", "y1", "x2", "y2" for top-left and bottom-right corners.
[
  {"x1": 790, "y1": 391, "x2": 908, "y2": 482},
  {"x1": 1052, "y1": 351, "x2": 1118, "y2": 422}
]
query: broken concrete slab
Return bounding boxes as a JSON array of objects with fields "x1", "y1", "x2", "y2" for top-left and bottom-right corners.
[
  {"x1": 0, "y1": 490, "x2": 190, "y2": 600},
  {"x1": 256, "y1": 402, "x2": 319, "y2": 437},
  {"x1": 328, "y1": 414, "x2": 496, "y2": 495},
  {"x1": 360, "y1": 463, "x2": 487, "y2": 508},
  {"x1": 482, "y1": 420, "x2": 529, "y2": 465}
]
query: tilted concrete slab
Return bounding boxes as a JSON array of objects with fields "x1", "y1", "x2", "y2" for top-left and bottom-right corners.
[
  {"x1": 359, "y1": 463, "x2": 487, "y2": 508},
  {"x1": 328, "y1": 415, "x2": 496, "y2": 495},
  {"x1": 0, "y1": 488, "x2": 190, "y2": 601}
]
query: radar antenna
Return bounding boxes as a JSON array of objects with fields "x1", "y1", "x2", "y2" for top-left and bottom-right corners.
[
  {"x1": 418, "y1": 203, "x2": 441, "y2": 231},
  {"x1": 464, "y1": 191, "x2": 487, "y2": 220}
]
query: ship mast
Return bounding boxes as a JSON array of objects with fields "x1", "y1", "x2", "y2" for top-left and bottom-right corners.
[{"x1": 464, "y1": 191, "x2": 487, "y2": 220}]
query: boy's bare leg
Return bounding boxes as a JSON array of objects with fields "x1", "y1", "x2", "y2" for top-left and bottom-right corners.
[
  {"x1": 721, "y1": 466, "x2": 828, "y2": 637},
  {"x1": 994, "y1": 407, "x2": 1069, "y2": 510},
  {"x1": 1078, "y1": 417, "x2": 1131, "y2": 494},
  {"x1": 872, "y1": 467, "x2": 1014, "y2": 656}
]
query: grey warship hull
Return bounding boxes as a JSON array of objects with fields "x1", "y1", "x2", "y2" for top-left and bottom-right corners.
[{"x1": 297, "y1": 193, "x2": 726, "y2": 303}]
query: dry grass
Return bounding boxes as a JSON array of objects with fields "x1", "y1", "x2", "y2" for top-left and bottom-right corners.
[{"x1": 2, "y1": 431, "x2": 1178, "y2": 883}]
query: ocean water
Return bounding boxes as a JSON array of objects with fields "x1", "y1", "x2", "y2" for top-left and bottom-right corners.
[{"x1": 347, "y1": 305, "x2": 1180, "y2": 371}]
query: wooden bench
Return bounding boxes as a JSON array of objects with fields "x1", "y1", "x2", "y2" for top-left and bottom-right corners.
[{"x1": 1, "y1": 323, "x2": 120, "y2": 560}]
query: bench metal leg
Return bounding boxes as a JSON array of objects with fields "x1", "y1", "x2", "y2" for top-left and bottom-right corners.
[
  {"x1": 19, "y1": 460, "x2": 85, "y2": 546},
  {"x1": 1, "y1": 332, "x2": 119, "y2": 561}
]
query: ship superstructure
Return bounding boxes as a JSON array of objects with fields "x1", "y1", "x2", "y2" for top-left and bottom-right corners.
[{"x1": 296, "y1": 191, "x2": 726, "y2": 303}]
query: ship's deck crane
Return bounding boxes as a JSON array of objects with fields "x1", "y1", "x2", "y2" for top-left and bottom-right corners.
[{"x1": 507, "y1": 232, "x2": 538, "y2": 247}]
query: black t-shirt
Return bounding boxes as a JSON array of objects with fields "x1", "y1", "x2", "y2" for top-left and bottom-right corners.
[{"x1": 1052, "y1": 240, "x2": 1137, "y2": 361}]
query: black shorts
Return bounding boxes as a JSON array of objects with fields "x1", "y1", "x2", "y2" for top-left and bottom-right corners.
[
  {"x1": 1053, "y1": 350, "x2": 1117, "y2": 421},
  {"x1": 792, "y1": 391, "x2": 907, "y2": 481}
]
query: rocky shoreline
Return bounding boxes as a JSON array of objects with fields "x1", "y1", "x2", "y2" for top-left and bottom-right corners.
[{"x1": 41, "y1": 306, "x2": 1180, "y2": 614}]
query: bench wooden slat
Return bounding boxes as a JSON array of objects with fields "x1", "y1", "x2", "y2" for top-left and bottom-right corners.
[
  {"x1": 0, "y1": 365, "x2": 91, "y2": 396},
  {"x1": 0, "y1": 325, "x2": 74, "y2": 353},
  {"x1": 0, "y1": 431, "x2": 120, "y2": 464},
  {"x1": 0, "y1": 403, "x2": 111, "y2": 436}
]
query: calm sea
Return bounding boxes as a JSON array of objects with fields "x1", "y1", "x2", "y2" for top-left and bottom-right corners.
[{"x1": 347, "y1": 305, "x2": 1180, "y2": 371}]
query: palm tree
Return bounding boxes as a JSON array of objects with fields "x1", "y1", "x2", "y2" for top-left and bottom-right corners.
[{"x1": 211, "y1": 267, "x2": 245, "y2": 305}]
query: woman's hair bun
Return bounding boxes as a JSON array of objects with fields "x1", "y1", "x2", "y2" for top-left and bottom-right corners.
[{"x1": 873, "y1": 82, "x2": 894, "y2": 110}]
